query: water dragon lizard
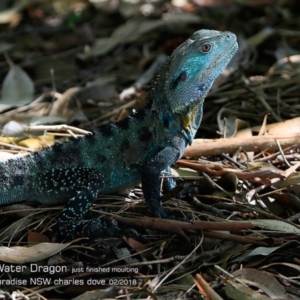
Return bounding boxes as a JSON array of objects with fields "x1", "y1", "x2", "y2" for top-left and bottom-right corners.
[{"x1": 0, "y1": 29, "x2": 238, "y2": 239}]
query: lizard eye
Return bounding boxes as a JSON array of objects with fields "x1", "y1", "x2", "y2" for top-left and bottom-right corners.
[{"x1": 200, "y1": 43, "x2": 212, "y2": 53}]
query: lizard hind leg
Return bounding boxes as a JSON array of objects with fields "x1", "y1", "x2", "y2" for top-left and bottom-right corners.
[
  {"x1": 35, "y1": 166, "x2": 113, "y2": 239},
  {"x1": 59, "y1": 189, "x2": 128, "y2": 239},
  {"x1": 59, "y1": 189, "x2": 119, "y2": 239},
  {"x1": 52, "y1": 167, "x2": 117, "y2": 239}
]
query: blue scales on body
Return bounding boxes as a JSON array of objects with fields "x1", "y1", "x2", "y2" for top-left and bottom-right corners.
[{"x1": 0, "y1": 30, "x2": 238, "y2": 239}]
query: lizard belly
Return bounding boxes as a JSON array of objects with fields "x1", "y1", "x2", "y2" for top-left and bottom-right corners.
[{"x1": 98, "y1": 166, "x2": 141, "y2": 194}]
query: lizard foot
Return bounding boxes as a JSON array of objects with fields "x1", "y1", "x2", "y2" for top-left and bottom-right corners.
[
  {"x1": 59, "y1": 218, "x2": 147, "y2": 241},
  {"x1": 151, "y1": 200, "x2": 191, "y2": 223},
  {"x1": 59, "y1": 218, "x2": 121, "y2": 239}
]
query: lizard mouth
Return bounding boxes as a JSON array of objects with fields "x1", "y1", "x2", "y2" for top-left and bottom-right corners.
[
  {"x1": 222, "y1": 37, "x2": 238, "y2": 57},
  {"x1": 211, "y1": 38, "x2": 238, "y2": 69}
]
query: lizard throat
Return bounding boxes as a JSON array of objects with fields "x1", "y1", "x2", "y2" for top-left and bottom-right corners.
[{"x1": 181, "y1": 103, "x2": 202, "y2": 145}]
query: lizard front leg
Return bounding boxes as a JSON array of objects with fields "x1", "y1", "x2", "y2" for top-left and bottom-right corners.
[
  {"x1": 141, "y1": 146, "x2": 181, "y2": 218},
  {"x1": 161, "y1": 166, "x2": 177, "y2": 192}
]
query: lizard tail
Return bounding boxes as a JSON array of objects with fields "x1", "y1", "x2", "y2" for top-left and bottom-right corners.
[{"x1": 0, "y1": 156, "x2": 33, "y2": 205}]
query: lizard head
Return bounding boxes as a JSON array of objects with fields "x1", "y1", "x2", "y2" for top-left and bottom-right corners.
[{"x1": 164, "y1": 29, "x2": 238, "y2": 115}]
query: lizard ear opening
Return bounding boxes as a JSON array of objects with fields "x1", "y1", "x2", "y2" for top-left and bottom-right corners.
[{"x1": 170, "y1": 70, "x2": 187, "y2": 91}]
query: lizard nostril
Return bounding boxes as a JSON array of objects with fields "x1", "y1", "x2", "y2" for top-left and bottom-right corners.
[{"x1": 225, "y1": 32, "x2": 233, "y2": 39}]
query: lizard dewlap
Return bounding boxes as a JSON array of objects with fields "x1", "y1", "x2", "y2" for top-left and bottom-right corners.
[{"x1": 0, "y1": 30, "x2": 238, "y2": 239}]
